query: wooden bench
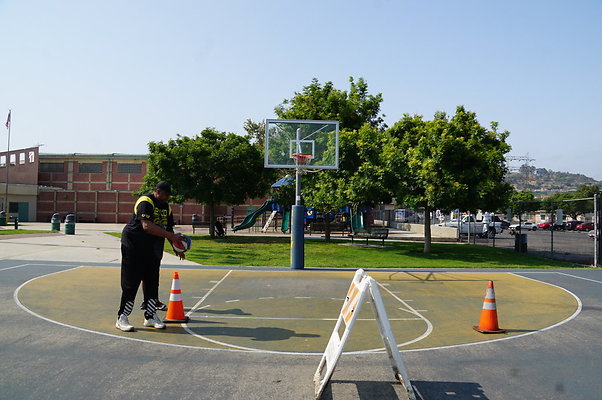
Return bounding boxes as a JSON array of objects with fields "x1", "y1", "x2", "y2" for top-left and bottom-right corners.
[{"x1": 349, "y1": 227, "x2": 389, "y2": 246}]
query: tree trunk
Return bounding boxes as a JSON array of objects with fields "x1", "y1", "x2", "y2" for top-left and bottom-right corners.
[
  {"x1": 424, "y1": 206, "x2": 432, "y2": 254},
  {"x1": 209, "y1": 202, "x2": 215, "y2": 238},
  {"x1": 324, "y1": 212, "x2": 331, "y2": 242}
]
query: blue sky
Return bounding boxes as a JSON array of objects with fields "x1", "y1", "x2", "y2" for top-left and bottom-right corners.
[{"x1": 1, "y1": 1, "x2": 601, "y2": 178}]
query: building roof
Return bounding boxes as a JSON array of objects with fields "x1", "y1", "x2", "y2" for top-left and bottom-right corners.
[{"x1": 40, "y1": 153, "x2": 147, "y2": 160}]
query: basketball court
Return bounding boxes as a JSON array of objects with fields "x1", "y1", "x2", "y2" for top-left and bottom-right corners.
[{"x1": 15, "y1": 267, "x2": 579, "y2": 354}]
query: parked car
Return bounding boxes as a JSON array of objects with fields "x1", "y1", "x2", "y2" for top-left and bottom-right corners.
[
  {"x1": 576, "y1": 222, "x2": 594, "y2": 231},
  {"x1": 509, "y1": 222, "x2": 537, "y2": 234},
  {"x1": 538, "y1": 221, "x2": 565, "y2": 230},
  {"x1": 564, "y1": 220, "x2": 583, "y2": 231},
  {"x1": 538, "y1": 222, "x2": 552, "y2": 230},
  {"x1": 491, "y1": 215, "x2": 510, "y2": 229}
]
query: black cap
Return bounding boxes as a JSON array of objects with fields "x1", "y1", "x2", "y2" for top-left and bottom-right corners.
[{"x1": 155, "y1": 181, "x2": 172, "y2": 194}]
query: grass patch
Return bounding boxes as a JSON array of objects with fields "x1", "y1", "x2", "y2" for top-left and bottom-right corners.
[
  {"x1": 0, "y1": 229, "x2": 56, "y2": 235},
  {"x1": 105, "y1": 233, "x2": 573, "y2": 268}
]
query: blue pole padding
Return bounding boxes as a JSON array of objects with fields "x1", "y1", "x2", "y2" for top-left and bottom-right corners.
[{"x1": 291, "y1": 205, "x2": 305, "y2": 270}]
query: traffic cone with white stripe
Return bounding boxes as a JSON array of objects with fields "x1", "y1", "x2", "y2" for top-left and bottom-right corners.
[
  {"x1": 163, "y1": 272, "x2": 190, "y2": 323},
  {"x1": 473, "y1": 281, "x2": 506, "y2": 334}
]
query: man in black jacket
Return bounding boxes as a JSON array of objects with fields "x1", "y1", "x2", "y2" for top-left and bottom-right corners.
[{"x1": 116, "y1": 181, "x2": 185, "y2": 332}]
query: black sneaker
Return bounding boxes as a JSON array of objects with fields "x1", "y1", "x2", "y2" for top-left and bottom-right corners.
[{"x1": 140, "y1": 300, "x2": 168, "y2": 311}]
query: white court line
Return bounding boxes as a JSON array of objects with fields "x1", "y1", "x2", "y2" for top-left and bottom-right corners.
[
  {"x1": 367, "y1": 282, "x2": 434, "y2": 353},
  {"x1": 191, "y1": 315, "x2": 423, "y2": 322},
  {"x1": 181, "y1": 270, "x2": 270, "y2": 352},
  {"x1": 554, "y1": 272, "x2": 602, "y2": 285},
  {"x1": 185, "y1": 271, "x2": 233, "y2": 314},
  {"x1": 13, "y1": 268, "x2": 586, "y2": 357},
  {"x1": 0, "y1": 263, "x2": 31, "y2": 272},
  {"x1": 401, "y1": 273, "x2": 583, "y2": 354},
  {"x1": 225, "y1": 299, "x2": 240, "y2": 303},
  {"x1": 12, "y1": 266, "x2": 258, "y2": 354},
  {"x1": 0, "y1": 263, "x2": 74, "y2": 272}
]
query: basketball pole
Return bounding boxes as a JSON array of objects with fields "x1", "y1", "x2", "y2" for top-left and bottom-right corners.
[
  {"x1": 3, "y1": 110, "x2": 11, "y2": 212},
  {"x1": 291, "y1": 128, "x2": 304, "y2": 270}
]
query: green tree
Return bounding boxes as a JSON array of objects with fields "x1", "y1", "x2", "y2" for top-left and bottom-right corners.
[
  {"x1": 303, "y1": 124, "x2": 391, "y2": 241},
  {"x1": 274, "y1": 77, "x2": 389, "y2": 241},
  {"x1": 243, "y1": 119, "x2": 266, "y2": 149},
  {"x1": 275, "y1": 77, "x2": 386, "y2": 131},
  {"x1": 385, "y1": 106, "x2": 513, "y2": 253},
  {"x1": 510, "y1": 190, "x2": 541, "y2": 215},
  {"x1": 141, "y1": 128, "x2": 269, "y2": 237},
  {"x1": 545, "y1": 185, "x2": 601, "y2": 219}
]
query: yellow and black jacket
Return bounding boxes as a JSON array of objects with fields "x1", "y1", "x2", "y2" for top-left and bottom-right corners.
[{"x1": 121, "y1": 193, "x2": 175, "y2": 259}]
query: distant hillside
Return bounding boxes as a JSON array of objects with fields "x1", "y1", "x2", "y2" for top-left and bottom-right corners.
[{"x1": 506, "y1": 165, "x2": 601, "y2": 197}]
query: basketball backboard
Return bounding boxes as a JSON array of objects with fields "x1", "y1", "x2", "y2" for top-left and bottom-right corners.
[{"x1": 264, "y1": 119, "x2": 339, "y2": 169}]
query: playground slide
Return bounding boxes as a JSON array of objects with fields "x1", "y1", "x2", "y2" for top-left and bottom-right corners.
[
  {"x1": 281, "y1": 210, "x2": 291, "y2": 232},
  {"x1": 232, "y1": 199, "x2": 275, "y2": 232}
]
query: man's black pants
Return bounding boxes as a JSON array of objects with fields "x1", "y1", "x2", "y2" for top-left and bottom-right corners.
[{"x1": 117, "y1": 244, "x2": 161, "y2": 318}]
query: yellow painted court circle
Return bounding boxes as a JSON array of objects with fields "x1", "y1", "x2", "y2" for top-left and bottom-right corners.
[{"x1": 16, "y1": 267, "x2": 580, "y2": 354}]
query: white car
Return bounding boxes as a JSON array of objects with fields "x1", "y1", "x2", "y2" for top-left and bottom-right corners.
[
  {"x1": 509, "y1": 222, "x2": 537, "y2": 233},
  {"x1": 588, "y1": 230, "x2": 598, "y2": 239}
]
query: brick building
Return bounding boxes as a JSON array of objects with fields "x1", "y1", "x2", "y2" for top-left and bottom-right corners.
[
  {"x1": 2, "y1": 147, "x2": 265, "y2": 225},
  {"x1": 0, "y1": 146, "x2": 40, "y2": 221}
]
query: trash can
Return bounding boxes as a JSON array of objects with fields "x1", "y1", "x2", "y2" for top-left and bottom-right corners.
[
  {"x1": 51, "y1": 213, "x2": 61, "y2": 231},
  {"x1": 0, "y1": 211, "x2": 6, "y2": 226},
  {"x1": 64, "y1": 213, "x2": 76, "y2": 235},
  {"x1": 514, "y1": 233, "x2": 527, "y2": 253}
]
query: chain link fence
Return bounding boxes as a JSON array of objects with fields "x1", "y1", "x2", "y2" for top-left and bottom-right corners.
[{"x1": 477, "y1": 196, "x2": 601, "y2": 266}]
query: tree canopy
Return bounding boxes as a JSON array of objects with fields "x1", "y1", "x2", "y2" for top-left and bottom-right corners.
[
  {"x1": 272, "y1": 77, "x2": 389, "y2": 240},
  {"x1": 303, "y1": 124, "x2": 391, "y2": 240},
  {"x1": 141, "y1": 128, "x2": 269, "y2": 237},
  {"x1": 275, "y1": 77, "x2": 386, "y2": 131},
  {"x1": 384, "y1": 106, "x2": 513, "y2": 253}
]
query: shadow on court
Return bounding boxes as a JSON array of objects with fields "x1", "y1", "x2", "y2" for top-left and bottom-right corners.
[
  {"x1": 189, "y1": 325, "x2": 320, "y2": 342},
  {"x1": 321, "y1": 380, "x2": 489, "y2": 400},
  {"x1": 386, "y1": 271, "x2": 491, "y2": 283}
]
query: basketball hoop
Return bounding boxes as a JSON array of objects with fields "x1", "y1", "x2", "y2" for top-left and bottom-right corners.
[{"x1": 291, "y1": 152, "x2": 313, "y2": 165}]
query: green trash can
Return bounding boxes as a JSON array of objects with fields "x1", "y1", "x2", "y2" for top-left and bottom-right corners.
[
  {"x1": 0, "y1": 211, "x2": 6, "y2": 226},
  {"x1": 64, "y1": 213, "x2": 76, "y2": 235},
  {"x1": 51, "y1": 213, "x2": 61, "y2": 231}
]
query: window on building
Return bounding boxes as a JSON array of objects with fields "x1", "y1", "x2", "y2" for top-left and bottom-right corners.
[
  {"x1": 19, "y1": 153, "x2": 25, "y2": 165},
  {"x1": 117, "y1": 163, "x2": 142, "y2": 174},
  {"x1": 29, "y1": 151, "x2": 35, "y2": 163},
  {"x1": 79, "y1": 163, "x2": 103, "y2": 173},
  {"x1": 0, "y1": 155, "x2": 5, "y2": 167},
  {"x1": 40, "y1": 163, "x2": 65, "y2": 173},
  {"x1": 9, "y1": 154, "x2": 16, "y2": 165}
]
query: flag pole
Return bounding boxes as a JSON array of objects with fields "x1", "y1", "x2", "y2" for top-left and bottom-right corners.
[{"x1": 4, "y1": 110, "x2": 10, "y2": 212}]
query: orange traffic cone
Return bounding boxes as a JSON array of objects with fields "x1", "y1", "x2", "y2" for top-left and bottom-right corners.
[
  {"x1": 163, "y1": 272, "x2": 190, "y2": 323},
  {"x1": 473, "y1": 281, "x2": 506, "y2": 334}
]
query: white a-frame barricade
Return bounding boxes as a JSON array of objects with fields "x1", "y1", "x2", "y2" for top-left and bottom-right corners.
[{"x1": 313, "y1": 269, "x2": 416, "y2": 400}]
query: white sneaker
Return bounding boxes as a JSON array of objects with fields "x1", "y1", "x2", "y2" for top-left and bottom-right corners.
[
  {"x1": 116, "y1": 314, "x2": 135, "y2": 332},
  {"x1": 144, "y1": 313, "x2": 166, "y2": 329}
]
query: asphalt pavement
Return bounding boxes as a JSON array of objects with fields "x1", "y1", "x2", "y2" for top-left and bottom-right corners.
[{"x1": 1, "y1": 225, "x2": 602, "y2": 399}]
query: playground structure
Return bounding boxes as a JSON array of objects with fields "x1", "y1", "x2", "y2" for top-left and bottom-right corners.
[{"x1": 231, "y1": 198, "x2": 376, "y2": 237}]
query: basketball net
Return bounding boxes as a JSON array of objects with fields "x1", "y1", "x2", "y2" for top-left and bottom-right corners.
[{"x1": 291, "y1": 153, "x2": 319, "y2": 173}]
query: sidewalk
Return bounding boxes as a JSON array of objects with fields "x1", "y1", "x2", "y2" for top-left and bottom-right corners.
[{"x1": 0, "y1": 222, "x2": 198, "y2": 265}]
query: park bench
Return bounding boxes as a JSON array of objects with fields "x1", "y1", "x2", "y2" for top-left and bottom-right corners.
[
  {"x1": 349, "y1": 227, "x2": 389, "y2": 246},
  {"x1": 308, "y1": 221, "x2": 349, "y2": 236}
]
